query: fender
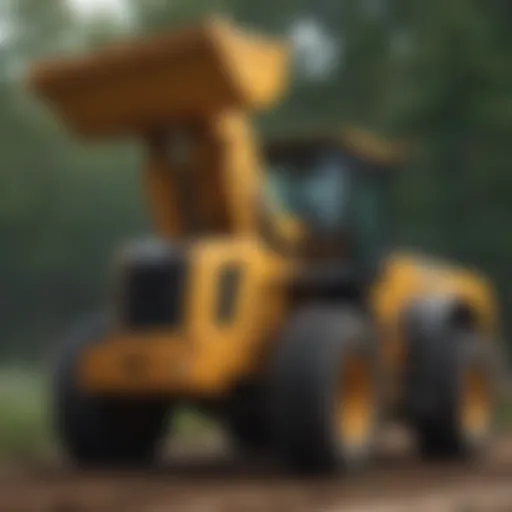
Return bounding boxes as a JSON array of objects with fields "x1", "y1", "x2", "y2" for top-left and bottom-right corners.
[
  {"x1": 404, "y1": 295, "x2": 481, "y2": 344},
  {"x1": 371, "y1": 251, "x2": 499, "y2": 372}
]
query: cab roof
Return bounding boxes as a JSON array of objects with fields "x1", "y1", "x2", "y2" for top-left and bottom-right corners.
[{"x1": 265, "y1": 126, "x2": 409, "y2": 168}]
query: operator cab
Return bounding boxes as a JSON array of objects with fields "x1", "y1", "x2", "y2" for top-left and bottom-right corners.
[{"x1": 264, "y1": 129, "x2": 406, "y2": 275}]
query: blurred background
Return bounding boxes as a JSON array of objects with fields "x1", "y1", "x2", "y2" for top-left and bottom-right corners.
[{"x1": 0, "y1": 0, "x2": 511, "y2": 458}]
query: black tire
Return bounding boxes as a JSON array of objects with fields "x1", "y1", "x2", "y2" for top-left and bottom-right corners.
[
  {"x1": 225, "y1": 383, "x2": 271, "y2": 454},
  {"x1": 269, "y1": 305, "x2": 380, "y2": 473},
  {"x1": 54, "y1": 316, "x2": 171, "y2": 467},
  {"x1": 406, "y1": 326, "x2": 497, "y2": 460}
]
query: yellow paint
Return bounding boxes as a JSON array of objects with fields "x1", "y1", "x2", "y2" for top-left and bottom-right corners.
[
  {"x1": 80, "y1": 334, "x2": 191, "y2": 394},
  {"x1": 337, "y1": 353, "x2": 374, "y2": 447},
  {"x1": 339, "y1": 125, "x2": 409, "y2": 167},
  {"x1": 143, "y1": 135, "x2": 181, "y2": 237},
  {"x1": 208, "y1": 111, "x2": 262, "y2": 235},
  {"x1": 461, "y1": 365, "x2": 491, "y2": 437},
  {"x1": 80, "y1": 237, "x2": 290, "y2": 395}
]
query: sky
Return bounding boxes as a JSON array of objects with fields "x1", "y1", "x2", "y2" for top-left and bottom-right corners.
[
  {"x1": 0, "y1": 0, "x2": 131, "y2": 46},
  {"x1": 67, "y1": 0, "x2": 131, "y2": 20},
  {"x1": 289, "y1": 18, "x2": 340, "y2": 80},
  {"x1": 66, "y1": 0, "x2": 339, "y2": 79},
  {"x1": 0, "y1": 0, "x2": 338, "y2": 82}
]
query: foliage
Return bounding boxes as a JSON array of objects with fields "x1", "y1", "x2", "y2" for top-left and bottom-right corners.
[{"x1": 0, "y1": 367, "x2": 49, "y2": 458}]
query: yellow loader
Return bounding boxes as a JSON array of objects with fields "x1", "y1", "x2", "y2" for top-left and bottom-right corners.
[{"x1": 29, "y1": 17, "x2": 500, "y2": 472}]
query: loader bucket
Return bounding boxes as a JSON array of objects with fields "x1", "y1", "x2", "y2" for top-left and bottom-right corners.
[{"x1": 28, "y1": 17, "x2": 289, "y2": 137}]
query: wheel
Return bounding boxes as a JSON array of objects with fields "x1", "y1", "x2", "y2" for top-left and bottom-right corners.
[
  {"x1": 54, "y1": 316, "x2": 171, "y2": 467},
  {"x1": 406, "y1": 327, "x2": 496, "y2": 460},
  {"x1": 225, "y1": 382, "x2": 271, "y2": 454},
  {"x1": 269, "y1": 305, "x2": 380, "y2": 473}
]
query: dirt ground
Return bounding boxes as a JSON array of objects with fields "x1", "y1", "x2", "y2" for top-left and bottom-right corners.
[{"x1": 3, "y1": 432, "x2": 512, "y2": 512}]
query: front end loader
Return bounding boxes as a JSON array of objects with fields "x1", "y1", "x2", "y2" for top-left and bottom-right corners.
[{"x1": 29, "y1": 16, "x2": 500, "y2": 472}]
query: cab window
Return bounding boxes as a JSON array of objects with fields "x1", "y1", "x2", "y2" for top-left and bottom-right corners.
[
  {"x1": 267, "y1": 150, "x2": 352, "y2": 233},
  {"x1": 265, "y1": 145, "x2": 391, "y2": 268}
]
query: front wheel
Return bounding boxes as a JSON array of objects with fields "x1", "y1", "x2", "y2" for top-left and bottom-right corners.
[
  {"x1": 224, "y1": 383, "x2": 272, "y2": 455},
  {"x1": 54, "y1": 316, "x2": 172, "y2": 467},
  {"x1": 270, "y1": 306, "x2": 381, "y2": 473}
]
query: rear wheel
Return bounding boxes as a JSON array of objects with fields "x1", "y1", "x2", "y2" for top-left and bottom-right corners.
[
  {"x1": 54, "y1": 316, "x2": 171, "y2": 467},
  {"x1": 407, "y1": 328, "x2": 496, "y2": 459},
  {"x1": 270, "y1": 306, "x2": 380, "y2": 473}
]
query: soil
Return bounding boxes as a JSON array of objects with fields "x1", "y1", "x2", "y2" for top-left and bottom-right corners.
[{"x1": 2, "y1": 431, "x2": 512, "y2": 512}]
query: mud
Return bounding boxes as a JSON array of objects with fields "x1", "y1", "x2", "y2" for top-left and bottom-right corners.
[{"x1": 2, "y1": 433, "x2": 512, "y2": 512}]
